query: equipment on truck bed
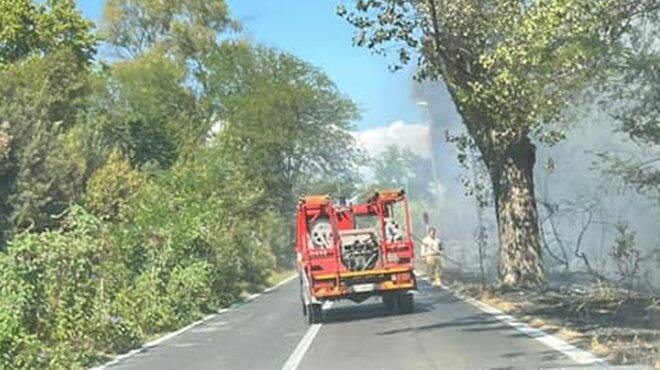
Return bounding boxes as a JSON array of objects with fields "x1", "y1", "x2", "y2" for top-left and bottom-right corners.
[{"x1": 295, "y1": 189, "x2": 417, "y2": 324}]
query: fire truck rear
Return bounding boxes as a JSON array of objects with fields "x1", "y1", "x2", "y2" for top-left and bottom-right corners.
[{"x1": 295, "y1": 189, "x2": 417, "y2": 324}]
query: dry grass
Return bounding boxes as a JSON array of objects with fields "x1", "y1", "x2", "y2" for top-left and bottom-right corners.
[{"x1": 447, "y1": 279, "x2": 659, "y2": 368}]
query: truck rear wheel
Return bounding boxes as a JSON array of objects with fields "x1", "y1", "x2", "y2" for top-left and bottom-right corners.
[
  {"x1": 397, "y1": 293, "x2": 414, "y2": 314},
  {"x1": 382, "y1": 295, "x2": 396, "y2": 313},
  {"x1": 306, "y1": 304, "x2": 322, "y2": 325}
]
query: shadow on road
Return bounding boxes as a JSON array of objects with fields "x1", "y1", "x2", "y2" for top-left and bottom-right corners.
[
  {"x1": 322, "y1": 300, "x2": 432, "y2": 325},
  {"x1": 322, "y1": 283, "x2": 479, "y2": 327},
  {"x1": 377, "y1": 313, "x2": 500, "y2": 335}
]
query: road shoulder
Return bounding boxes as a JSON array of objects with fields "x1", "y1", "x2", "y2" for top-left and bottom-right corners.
[{"x1": 447, "y1": 280, "x2": 659, "y2": 369}]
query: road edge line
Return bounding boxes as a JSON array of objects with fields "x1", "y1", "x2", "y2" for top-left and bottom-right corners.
[
  {"x1": 281, "y1": 301, "x2": 333, "y2": 370},
  {"x1": 90, "y1": 272, "x2": 298, "y2": 370},
  {"x1": 443, "y1": 284, "x2": 608, "y2": 366}
]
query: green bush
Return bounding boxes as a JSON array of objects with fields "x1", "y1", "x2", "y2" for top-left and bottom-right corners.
[
  {"x1": 116, "y1": 268, "x2": 176, "y2": 334},
  {"x1": 0, "y1": 284, "x2": 44, "y2": 369},
  {"x1": 85, "y1": 149, "x2": 142, "y2": 222},
  {"x1": 0, "y1": 144, "x2": 283, "y2": 368},
  {"x1": 0, "y1": 206, "x2": 132, "y2": 368},
  {"x1": 167, "y1": 262, "x2": 215, "y2": 324}
]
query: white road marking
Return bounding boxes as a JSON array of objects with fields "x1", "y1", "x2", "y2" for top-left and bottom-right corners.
[
  {"x1": 265, "y1": 274, "x2": 298, "y2": 293},
  {"x1": 281, "y1": 301, "x2": 333, "y2": 370},
  {"x1": 191, "y1": 326, "x2": 219, "y2": 333},
  {"x1": 440, "y1": 282, "x2": 608, "y2": 366},
  {"x1": 89, "y1": 314, "x2": 214, "y2": 370},
  {"x1": 90, "y1": 273, "x2": 297, "y2": 370}
]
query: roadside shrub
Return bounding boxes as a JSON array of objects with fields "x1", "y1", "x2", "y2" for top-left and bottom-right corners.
[
  {"x1": 121, "y1": 145, "x2": 277, "y2": 304},
  {"x1": 116, "y1": 268, "x2": 176, "y2": 335},
  {"x1": 166, "y1": 262, "x2": 215, "y2": 324},
  {"x1": 90, "y1": 309, "x2": 142, "y2": 356},
  {"x1": 0, "y1": 207, "x2": 123, "y2": 368},
  {"x1": 0, "y1": 283, "x2": 44, "y2": 369},
  {"x1": 610, "y1": 222, "x2": 642, "y2": 289},
  {"x1": 85, "y1": 149, "x2": 142, "y2": 222},
  {"x1": 0, "y1": 144, "x2": 282, "y2": 368}
]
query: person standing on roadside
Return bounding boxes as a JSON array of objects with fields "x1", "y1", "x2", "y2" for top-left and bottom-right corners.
[{"x1": 421, "y1": 227, "x2": 443, "y2": 286}]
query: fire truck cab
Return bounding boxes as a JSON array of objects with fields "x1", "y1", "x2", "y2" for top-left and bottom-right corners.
[{"x1": 295, "y1": 189, "x2": 417, "y2": 324}]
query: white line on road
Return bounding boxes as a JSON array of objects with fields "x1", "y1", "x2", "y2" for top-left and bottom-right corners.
[
  {"x1": 89, "y1": 313, "x2": 216, "y2": 370},
  {"x1": 282, "y1": 301, "x2": 333, "y2": 370},
  {"x1": 443, "y1": 283, "x2": 608, "y2": 366},
  {"x1": 265, "y1": 274, "x2": 298, "y2": 293},
  {"x1": 90, "y1": 273, "x2": 298, "y2": 370}
]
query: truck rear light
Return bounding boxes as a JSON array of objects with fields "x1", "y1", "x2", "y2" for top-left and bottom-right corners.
[
  {"x1": 391, "y1": 272, "x2": 410, "y2": 282},
  {"x1": 313, "y1": 280, "x2": 334, "y2": 291}
]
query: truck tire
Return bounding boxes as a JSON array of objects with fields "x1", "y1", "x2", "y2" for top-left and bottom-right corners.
[
  {"x1": 307, "y1": 304, "x2": 322, "y2": 325},
  {"x1": 299, "y1": 276, "x2": 307, "y2": 317},
  {"x1": 382, "y1": 295, "x2": 396, "y2": 313},
  {"x1": 397, "y1": 293, "x2": 414, "y2": 314}
]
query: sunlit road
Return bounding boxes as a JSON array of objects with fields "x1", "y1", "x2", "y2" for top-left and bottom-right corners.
[{"x1": 104, "y1": 278, "x2": 601, "y2": 370}]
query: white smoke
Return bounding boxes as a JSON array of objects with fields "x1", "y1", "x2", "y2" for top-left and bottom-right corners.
[{"x1": 353, "y1": 120, "x2": 431, "y2": 159}]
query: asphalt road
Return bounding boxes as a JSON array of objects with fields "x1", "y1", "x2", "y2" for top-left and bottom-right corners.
[{"x1": 105, "y1": 278, "x2": 602, "y2": 370}]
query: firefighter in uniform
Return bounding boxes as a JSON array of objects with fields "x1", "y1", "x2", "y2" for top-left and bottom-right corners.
[{"x1": 421, "y1": 227, "x2": 443, "y2": 286}]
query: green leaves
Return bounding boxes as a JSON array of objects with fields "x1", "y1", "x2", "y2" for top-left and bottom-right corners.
[
  {"x1": 339, "y1": 0, "x2": 658, "y2": 288},
  {"x1": 0, "y1": 207, "x2": 107, "y2": 368},
  {"x1": 89, "y1": 49, "x2": 206, "y2": 169},
  {"x1": 85, "y1": 149, "x2": 142, "y2": 222},
  {"x1": 0, "y1": 0, "x2": 96, "y2": 67},
  {"x1": 0, "y1": 1, "x2": 364, "y2": 366},
  {"x1": 595, "y1": 17, "x2": 659, "y2": 203},
  {"x1": 339, "y1": 0, "x2": 656, "y2": 142},
  {"x1": 0, "y1": 144, "x2": 282, "y2": 367},
  {"x1": 0, "y1": 49, "x2": 91, "y2": 242},
  {"x1": 204, "y1": 43, "x2": 362, "y2": 213},
  {"x1": 101, "y1": 0, "x2": 239, "y2": 60}
]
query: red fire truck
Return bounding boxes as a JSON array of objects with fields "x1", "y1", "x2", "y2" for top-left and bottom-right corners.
[{"x1": 295, "y1": 189, "x2": 417, "y2": 324}]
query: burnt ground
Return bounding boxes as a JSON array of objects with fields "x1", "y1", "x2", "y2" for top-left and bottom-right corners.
[{"x1": 444, "y1": 268, "x2": 660, "y2": 368}]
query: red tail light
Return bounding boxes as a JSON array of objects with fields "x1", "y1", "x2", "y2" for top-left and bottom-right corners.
[{"x1": 392, "y1": 272, "x2": 411, "y2": 282}]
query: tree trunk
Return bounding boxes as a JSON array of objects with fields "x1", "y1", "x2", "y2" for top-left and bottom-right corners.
[
  {"x1": 439, "y1": 80, "x2": 545, "y2": 288},
  {"x1": 489, "y1": 135, "x2": 546, "y2": 288}
]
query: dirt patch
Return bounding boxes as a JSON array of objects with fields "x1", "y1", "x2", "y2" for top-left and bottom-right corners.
[{"x1": 447, "y1": 279, "x2": 659, "y2": 368}]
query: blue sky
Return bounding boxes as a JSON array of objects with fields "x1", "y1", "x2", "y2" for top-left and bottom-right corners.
[{"x1": 75, "y1": 0, "x2": 425, "y2": 130}]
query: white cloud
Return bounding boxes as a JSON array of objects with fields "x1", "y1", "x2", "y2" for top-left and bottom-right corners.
[{"x1": 353, "y1": 120, "x2": 431, "y2": 159}]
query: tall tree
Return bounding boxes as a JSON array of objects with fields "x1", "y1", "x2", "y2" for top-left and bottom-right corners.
[
  {"x1": 88, "y1": 50, "x2": 205, "y2": 169},
  {"x1": 0, "y1": 0, "x2": 96, "y2": 246},
  {"x1": 338, "y1": 0, "x2": 658, "y2": 287},
  {"x1": 598, "y1": 16, "x2": 659, "y2": 203},
  {"x1": 203, "y1": 44, "x2": 362, "y2": 213},
  {"x1": 372, "y1": 145, "x2": 433, "y2": 201},
  {"x1": 0, "y1": 0, "x2": 96, "y2": 67},
  {"x1": 0, "y1": 49, "x2": 91, "y2": 244},
  {"x1": 101, "y1": 0, "x2": 239, "y2": 80}
]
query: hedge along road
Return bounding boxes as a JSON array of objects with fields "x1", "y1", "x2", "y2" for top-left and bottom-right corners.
[{"x1": 99, "y1": 277, "x2": 607, "y2": 370}]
